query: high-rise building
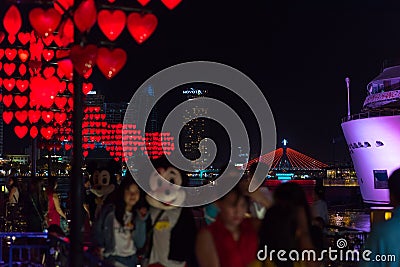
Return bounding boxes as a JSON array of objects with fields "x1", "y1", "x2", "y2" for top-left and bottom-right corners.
[
  {"x1": 104, "y1": 102, "x2": 128, "y2": 124},
  {"x1": 127, "y1": 85, "x2": 159, "y2": 133},
  {"x1": 181, "y1": 87, "x2": 211, "y2": 170}
]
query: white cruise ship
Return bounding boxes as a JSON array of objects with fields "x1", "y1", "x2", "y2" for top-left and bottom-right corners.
[{"x1": 341, "y1": 61, "x2": 400, "y2": 204}]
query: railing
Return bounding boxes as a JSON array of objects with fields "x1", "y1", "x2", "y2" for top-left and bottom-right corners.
[
  {"x1": 0, "y1": 232, "x2": 114, "y2": 267},
  {"x1": 342, "y1": 109, "x2": 400, "y2": 123}
]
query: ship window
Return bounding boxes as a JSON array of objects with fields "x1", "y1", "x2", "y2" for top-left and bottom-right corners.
[
  {"x1": 358, "y1": 142, "x2": 363, "y2": 148},
  {"x1": 375, "y1": 141, "x2": 384, "y2": 147},
  {"x1": 364, "y1": 142, "x2": 371, "y2": 147}
]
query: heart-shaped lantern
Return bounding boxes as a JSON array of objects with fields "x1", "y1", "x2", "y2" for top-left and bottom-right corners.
[
  {"x1": 4, "y1": 63, "x2": 16, "y2": 76},
  {"x1": 57, "y1": 59, "x2": 73, "y2": 80},
  {"x1": 3, "y1": 95, "x2": 13, "y2": 108},
  {"x1": 15, "y1": 110, "x2": 28, "y2": 124},
  {"x1": 127, "y1": 13, "x2": 158, "y2": 44},
  {"x1": 96, "y1": 47, "x2": 127, "y2": 79},
  {"x1": 18, "y1": 49, "x2": 29, "y2": 62},
  {"x1": 3, "y1": 111, "x2": 13, "y2": 124},
  {"x1": 137, "y1": 0, "x2": 151, "y2": 6},
  {"x1": 30, "y1": 126, "x2": 39, "y2": 138},
  {"x1": 30, "y1": 76, "x2": 59, "y2": 108},
  {"x1": 58, "y1": 18, "x2": 74, "y2": 47},
  {"x1": 5, "y1": 48, "x2": 17, "y2": 61},
  {"x1": 41, "y1": 126, "x2": 54, "y2": 140},
  {"x1": 98, "y1": 10, "x2": 126, "y2": 41},
  {"x1": 18, "y1": 32, "x2": 31, "y2": 45},
  {"x1": 74, "y1": 0, "x2": 97, "y2": 33},
  {"x1": 15, "y1": 95, "x2": 28, "y2": 108},
  {"x1": 42, "y1": 111, "x2": 54, "y2": 124},
  {"x1": 14, "y1": 125, "x2": 28, "y2": 139},
  {"x1": 16, "y1": 80, "x2": 29, "y2": 93},
  {"x1": 29, "y1": 8, "x2": 62, "y2": 37},
  {"x1": 28, "y1": 110, "x2": 42, "y2": 124},
  {"x1": 70, "y1": 45, "x2": 98, "y2": 76},
  {"x1": 161, "y1": 0, "x2": 182, "y2": 10},
  {"x1": 3, "y1": 6, "x2": 22, "y2": 42}
]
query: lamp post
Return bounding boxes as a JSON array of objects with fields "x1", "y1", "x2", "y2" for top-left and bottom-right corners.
[{"x1": 345, "y1": 77, "x2": 351, "y2": 119}]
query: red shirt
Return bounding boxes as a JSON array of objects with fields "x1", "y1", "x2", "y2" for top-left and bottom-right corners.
[{"x1": 208, "y1": 217, "x2": 258, "y2": 267}]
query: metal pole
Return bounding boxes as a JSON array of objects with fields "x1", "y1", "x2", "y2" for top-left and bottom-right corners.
[
  {"x1": 345, "y1": 77, "x2": 351, "y2": 118},
  {"x1": 70, "y1": 2, "x2": 84, "y2": 263},
  {"x1": 31, "y1": 138, "x2": 37, "y2": 178}
]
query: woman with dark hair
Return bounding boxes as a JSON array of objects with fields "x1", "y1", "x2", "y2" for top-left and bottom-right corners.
[
  {"x1": 24, "y1": 178, "x2": 48, "y2": 232},
  {"x1": 255, "y1": 182, "x2": 318, "y2": 267},
  {"x1": 47, "y1": 177, "x2": 67, "y2": 227},
  {"x1": 93, "y1": 174, "x2": 148, "y2": 266}
]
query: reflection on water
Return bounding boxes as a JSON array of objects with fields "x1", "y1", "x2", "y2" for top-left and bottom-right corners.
[{"x1": 329, "y1": 210, "x2": 370, "y2": 232}]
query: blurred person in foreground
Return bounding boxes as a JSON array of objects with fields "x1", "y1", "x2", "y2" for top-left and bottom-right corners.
[
  {"x1": 196, "y1": 166, "x2": 271, "y2": 267},
  {"x1": 361, "y1": 168, "x2": 400, "y2": 267}
]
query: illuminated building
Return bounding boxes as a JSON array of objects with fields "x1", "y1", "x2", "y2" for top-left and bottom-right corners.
[
  {"x1": 342, "y1": 60, "x2": 400, "y2": 204},
  {"x1": 181, "y1": 87, "x2": 210, "y2": 169}
]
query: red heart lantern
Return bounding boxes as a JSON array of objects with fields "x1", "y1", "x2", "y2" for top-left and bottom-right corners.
[
  {"x1": 42, "y1": 111, "x2": 54, "y2": 123},
  {"x1": 29, "y1": 8, "x2": 62, "y2": 37},
  {"x1": 43, "y1": 67, "x2": 55, "y2": 78},
  {"x1": 3, "y1": 95, "x2": 13, "y2": 108},
  {"x1": 29, "y1": 76, "x2": 59, "y2": 108},
  {"x1": 3, "y1": 6, "x2": 22, "y2": 37},
  {"x1": 15, "y1": 110, "x2": 28, "y2": 124},
  {"x1": 83, "y1": 83, "x2": 93, "y2": 95},
  {"x1": 54, "y1": 0, "x2": 74, "y2": 14},
  {"x1": 98, "y1": 10, "x2": 126, "y2": 41},
  {"x1": 18, "y1": 49, "x2": 29, "y2": 62},
  {"x1": 55, "y1": 96, "x2": 67, "y2": 109},
  {"x1": 96, "y1": 47, "x2": 127, "y2": 79},
  {"x1": 15, "y1": 95, "x2": 28, "y2": 108},
  {"x1": 83, "y1": 68, "x2": 93, "y2": 79},
  {"x1": 68, "y1": 83, "x2": 74, "y2": 94},
  {"x1": 127, "y1": 13, "x2": 158, "y2": 44},
  {"x1": 19, "y1": 64, "x2": 27, "y2": 76},
  {"x1": 65, "y1": 143, "x2": 72, "y2": 150},
  {"x1": 29, "y1": 110, "x2": 42, "y2": 123},
  {"x1": 74, "y1": 0, "x2": 97, "y2": 33},
  {"x1": 3, "y1": 78, "x2": 16, "y2": 91},
  {"x1": 57, "y1": 59, "x2": 73, "y2": 80},
  {"x1": 68, "y1": 98, "x2": 73, "y2": 109},
  {"x1": 0, "y1": 49, "x2": 4, "y2": 59},
  {"x1": 58, "y1": 18, "x2": 74, "y2": 47},
  {"x1": 137, "y1": 0, "x2": 151, "y2": 6},
  {"x1": 55, "y1": 112, "x2": 67, "y2": 125},
  {"x1": 41, "y1": 126, "x2": 54, "y2": 140},
  {"x1": 161, "y1": 0, "x2": 182, "y2": 10},
  {"x1": 42, "y1": 49, "x2": 55, "y2": 62},
  {"x1": 4, "y1": 63, "x2": 16, "y2": 76},
  {"x1": 14, "y1": 125, "x2": 28, "y2": 139},
  {"x1": 3, "y1": 111, "x2": 13, "y2": 124},
  {"x1": 83, "y1": 151, "x2": 89, "y2": 157},
  {"x1": 16, "y1": 80, "x2": 29, "y2": 93},
  {"x1": 42, "y1": 35, "x2": 54, "y2": 46},
  {"x1": 5, "y1": 48, "x2": 17, "y2": 60},
  {"x1": 70, "y1": 44, "x2": 98, "y2": 76},
  {"x1": 18, "y1": 32, "x2": 31, "y2": 45},
  {"x1": 0, "y1": 32, "x2": 4, "y2": 44},
  {"x1": 30, "y1": 126, "x2": 39, "y2": 138}
]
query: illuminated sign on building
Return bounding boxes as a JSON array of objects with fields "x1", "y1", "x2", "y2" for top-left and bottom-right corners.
[{"x1": 182, "y1": 88, "x2": 204, "y2": 95}]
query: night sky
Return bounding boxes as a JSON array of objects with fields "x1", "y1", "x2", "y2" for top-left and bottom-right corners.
[{"x1": 4, "y1": 0, "x2": 400, "y2": 164}]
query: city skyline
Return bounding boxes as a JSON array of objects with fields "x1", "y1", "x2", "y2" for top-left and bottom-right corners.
[{"x1": 3, "y1": 1, "x2": 400, "y2": 164}]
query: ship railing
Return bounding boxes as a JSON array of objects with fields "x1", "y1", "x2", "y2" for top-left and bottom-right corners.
[{"x1": 342, "y1": 109, "x2": 400, "y2": 122}]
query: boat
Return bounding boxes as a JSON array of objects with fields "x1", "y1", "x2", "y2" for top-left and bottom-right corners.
[{"x1": 341, "y1": 60, "x2": 400, "y2": 204}]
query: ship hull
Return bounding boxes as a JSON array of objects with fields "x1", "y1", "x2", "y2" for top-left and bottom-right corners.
[{"x1": 341, "y1": 115, "x2": 400, "y2": 204}]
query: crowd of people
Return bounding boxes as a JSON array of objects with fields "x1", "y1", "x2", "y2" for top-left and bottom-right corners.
[{"x1": 2, "y1": 162, "x2": 400, "y2": 267}]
